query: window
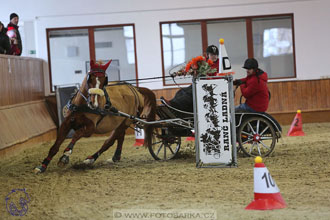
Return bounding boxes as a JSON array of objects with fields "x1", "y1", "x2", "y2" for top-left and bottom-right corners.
[
  {"x1": 252, "y1": 16, "x2": 294, "y2": 78},
  {"x1": 47, "y1": 24, "x2": 137, "y2": 92},
  {"x1": 207, "y1": 19, "x2": 247, "y2": 79},
  {"x1": 161, "y1": 22, "x2": 202, "y2": 84},
  {"x1": 94, "y1": 26, "x2": 136, "y2": 83},
  {"x1": 49, "y1": 29, "x2": 90, "y2": 90},
  {"x1": 160, "y1": 14, "x2": 295, "y2": 85}
]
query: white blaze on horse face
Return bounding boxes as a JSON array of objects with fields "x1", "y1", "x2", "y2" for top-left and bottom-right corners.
[{"x1": 93, "y1": 77, "x2": 101, "y2": 108}]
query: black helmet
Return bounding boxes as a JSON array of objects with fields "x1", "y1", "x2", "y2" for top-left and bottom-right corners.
[
  {"x1": 243, "y1": 58, "x2": 258, "y2": 69},
  {"x1": 206, "y1": 45, "x2": 219, "y2": 55}
]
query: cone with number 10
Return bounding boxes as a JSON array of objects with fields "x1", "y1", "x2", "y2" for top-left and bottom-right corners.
[{"x1": 245, "y1": 156, "x2": 286, "y2": 210}]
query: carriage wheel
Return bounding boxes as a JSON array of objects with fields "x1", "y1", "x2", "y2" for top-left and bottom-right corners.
[
  {"x1": 148, "y1": 127, "x2": 181, "y2": 161},
  {"x1": 237, "y1": 116, "x2": 276, "y2": 157}
]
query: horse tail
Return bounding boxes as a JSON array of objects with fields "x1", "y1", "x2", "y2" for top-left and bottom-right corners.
[{"x1": 137, "y1": 87, "x2": 157, "y2": 148}]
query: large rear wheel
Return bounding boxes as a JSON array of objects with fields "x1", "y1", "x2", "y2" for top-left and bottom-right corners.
[
  {"x1": 237, "y1": 116, "x2": 276, "y2": 157},
  {"x1": 148, "y1": 127, "x2": 181, "y2": 160}
]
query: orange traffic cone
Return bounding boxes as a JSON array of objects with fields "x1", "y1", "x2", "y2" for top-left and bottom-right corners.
[
  {"x1": 186, "y1": 130, "x2": 195, "y2": 141},
  {"x1": 287, "y1": 110, "x2": 305, "y2": 136},
  {"x1": 186, "y1": 136, "x2": 195, "y2": 141},
  {"x1": 133, "y1": 126, "x2": 144, "y2": 147},
  {"x1": 245, "y1": 156, "x2": 286, "y2": 210}
]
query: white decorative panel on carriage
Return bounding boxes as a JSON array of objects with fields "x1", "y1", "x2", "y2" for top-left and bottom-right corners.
[{"x1": 194, "y1": 77, "x2": 236, "y2": 167}]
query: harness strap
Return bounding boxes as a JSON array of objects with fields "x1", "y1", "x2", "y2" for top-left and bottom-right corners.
[
  {"x1": 126, "y1": 84, "x2": 141, "y2": 117},
  {"x1": 103, "y1": 87, "x2": 112, "y2": 110},
  {"x1": 68, "y1": 102, "x2": 118, "y2": 115}
]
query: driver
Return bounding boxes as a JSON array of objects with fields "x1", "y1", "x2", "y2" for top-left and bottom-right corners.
[
  {"x1": 164, "y1": 45, "x2": 220, "y2": 112},
  {"x1": 233, "y1": 58, "x2": 269, "y2": 113}
]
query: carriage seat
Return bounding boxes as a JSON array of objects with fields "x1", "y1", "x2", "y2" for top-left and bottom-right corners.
[
  {"x1": 158, "y1": 97, "x2": 194, "y2": 120},
  {"x1": 156, "y1": 105, "x2": 177, "y2": 120}
]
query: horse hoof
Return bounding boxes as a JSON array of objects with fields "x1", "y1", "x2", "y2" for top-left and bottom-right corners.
[
  {"x1": 58, "y1": 155, "x2": 69, "y2": 167},
  {"x1": 112, "y1": 156, "x2": 121, "y2": 162},
  {"x1": 83, "y1": 157, "x2": 95, "y2": 165},
  {"x1": 34, "y1": 165, "x2": 46, "y2": 174}
]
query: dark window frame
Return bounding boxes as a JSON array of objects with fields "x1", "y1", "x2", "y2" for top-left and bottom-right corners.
[
  {"x1": 46, "y1": 23, "x2": 138, "y2": 93},
  {"x1": 160, "y1": 13, "x2": 296, "y2": 86}
]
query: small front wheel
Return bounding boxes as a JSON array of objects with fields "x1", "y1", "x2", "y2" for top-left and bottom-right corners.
[
  {"x1": 148, "y1": 127, "x2": 181, "y2": 160},
  {"x1": 237, "y1": 116, "x2": 276, "y2": 157}
]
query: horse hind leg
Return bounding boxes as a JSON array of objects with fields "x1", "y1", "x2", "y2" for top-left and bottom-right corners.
[
  {"x1": 111, "y1": 131, "x2": 125, "y2": 162},
  {"x1": 83, "y1": 122, "x2": 128, "y2": 165}
]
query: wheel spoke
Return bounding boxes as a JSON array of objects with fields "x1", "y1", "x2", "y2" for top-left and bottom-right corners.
[
  {"x1": 260, "y1": 136, "x2": 273, "y2": 140},
  {"x1": 241, "y1": 131, "x2": 253, "y2": 137},
  {"x1": 168, "y1": 145, "x2": 175, "y2": 154},
  {"x1": 249, "y1": 142, "x2": 256, "y2": 154},
  {"x1": 163, "y1": 144, "x2": 167, "y2": 159},
  {"x1": 256, "y1": 143, "x2": 261, "y2": 155},
  {"x1": 260, "y1": 140, "x2": 271, "y2": 150},
  {"x1": 156, "y1": 143, "x2": 163, "y2": 156},
  {"x1": 256, "y1": 120, "x2": 260, "y2": 134},
  {"x1": 247, "y1": 122, "x2": 256, "y2": 134},
  {"x1": 242, "y1": 138, "x2": 253, "y2": 145},
  {"x1": 153, "y1": 140, "x2": 163, "y2": 145},
  {"x1": 260, "y1": 126, "x2": 270, "y2": 136}
]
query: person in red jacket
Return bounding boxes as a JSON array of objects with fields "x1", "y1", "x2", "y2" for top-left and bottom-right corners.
[{"x1": 234, "y1": 58, "x2": 269, "y2": 113}]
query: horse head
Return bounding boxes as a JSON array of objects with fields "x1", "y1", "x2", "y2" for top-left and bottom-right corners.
[{"x1": 86, "y1": 60, "x2": 112, "y2": 109}]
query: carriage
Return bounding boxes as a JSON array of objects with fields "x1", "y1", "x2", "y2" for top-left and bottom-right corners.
[
  {"x1": 34, "y1": 60, "x2": 282, "y2": 173},
  {"x1": 143, "y1": 75, "x2": 282, "y2": 165}
]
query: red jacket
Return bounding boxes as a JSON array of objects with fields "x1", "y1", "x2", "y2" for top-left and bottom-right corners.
[{"x1": 240, "y1": 69, "x2": 269, "y2": 112}]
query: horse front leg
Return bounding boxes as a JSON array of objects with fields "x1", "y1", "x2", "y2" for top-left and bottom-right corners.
[
  {"x1": 83, "y1": 122, "x2": 127, "y2": 165},
  {"x1": 57, "y1": 116, "x2": 95, "y2": 167},
  {"x1": 34, "y1": 117, "x2": 72, "y2": 174}
]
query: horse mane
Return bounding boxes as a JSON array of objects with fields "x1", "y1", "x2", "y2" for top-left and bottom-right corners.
[{"x1": 137, "y1": 87, "x2": 157, "y2": 148}]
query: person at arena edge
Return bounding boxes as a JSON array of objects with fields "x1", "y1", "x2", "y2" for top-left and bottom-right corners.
[
  {"x1": 233, "y1": 58, "x2": 269, "y2": 113},
  {"x1": 0, "y1": 21, "x2": 11, "y2": 54},
  {"x1": 165, "y1": 45, "x2": 220, "y2": 112},
  {"x1": 7, "y1": 13, "x2": 22, "y2": 56}
]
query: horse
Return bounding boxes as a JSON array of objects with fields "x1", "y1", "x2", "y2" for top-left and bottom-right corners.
[{"x1": 34, "y1": 60, "x2": 156, "y2": 173}]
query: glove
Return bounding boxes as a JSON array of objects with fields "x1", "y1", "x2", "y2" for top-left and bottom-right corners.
[{"x1": 233, "y1": 79, "x2": 243, "y2": 86}]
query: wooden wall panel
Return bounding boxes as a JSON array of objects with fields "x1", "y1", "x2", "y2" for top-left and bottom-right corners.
[
  {"x1": 0, "y1": 101, "x2": 57, "y2": 150},
  {"x1": 0, "y1": 55, "x2": 44, "y2": 106},
  {"x1": 152, "y1": 79, "x2": 330, "y2": 115},
  {"x1": 0, "y1": 55, "x2": 56, "y2": 150}
]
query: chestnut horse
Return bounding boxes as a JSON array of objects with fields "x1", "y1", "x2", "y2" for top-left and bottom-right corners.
[{"x1": 34, "y1": 60, "x2": 156, "y2": 173}]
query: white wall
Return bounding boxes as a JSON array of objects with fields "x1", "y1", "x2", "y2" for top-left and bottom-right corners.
[{"x1": 1, "y1": 0, "x2": 329, "y2": 93}]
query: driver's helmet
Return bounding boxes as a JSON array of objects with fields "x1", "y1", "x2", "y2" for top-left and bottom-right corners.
[
  {"x1": 206, "y1": 45, "x2": 219, "y2": 55},
  {"x1": 243, "y1": 58, "x2": 258, "y2": 70}
]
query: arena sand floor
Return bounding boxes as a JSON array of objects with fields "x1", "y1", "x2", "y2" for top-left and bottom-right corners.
[{"x1": 1, "y1": 123, "x2": 330, "y2": 219}]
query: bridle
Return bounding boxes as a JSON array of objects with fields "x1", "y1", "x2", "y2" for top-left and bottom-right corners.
[{"x1": 84, "y1": 70, "x2": 109, "y2": 109}]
